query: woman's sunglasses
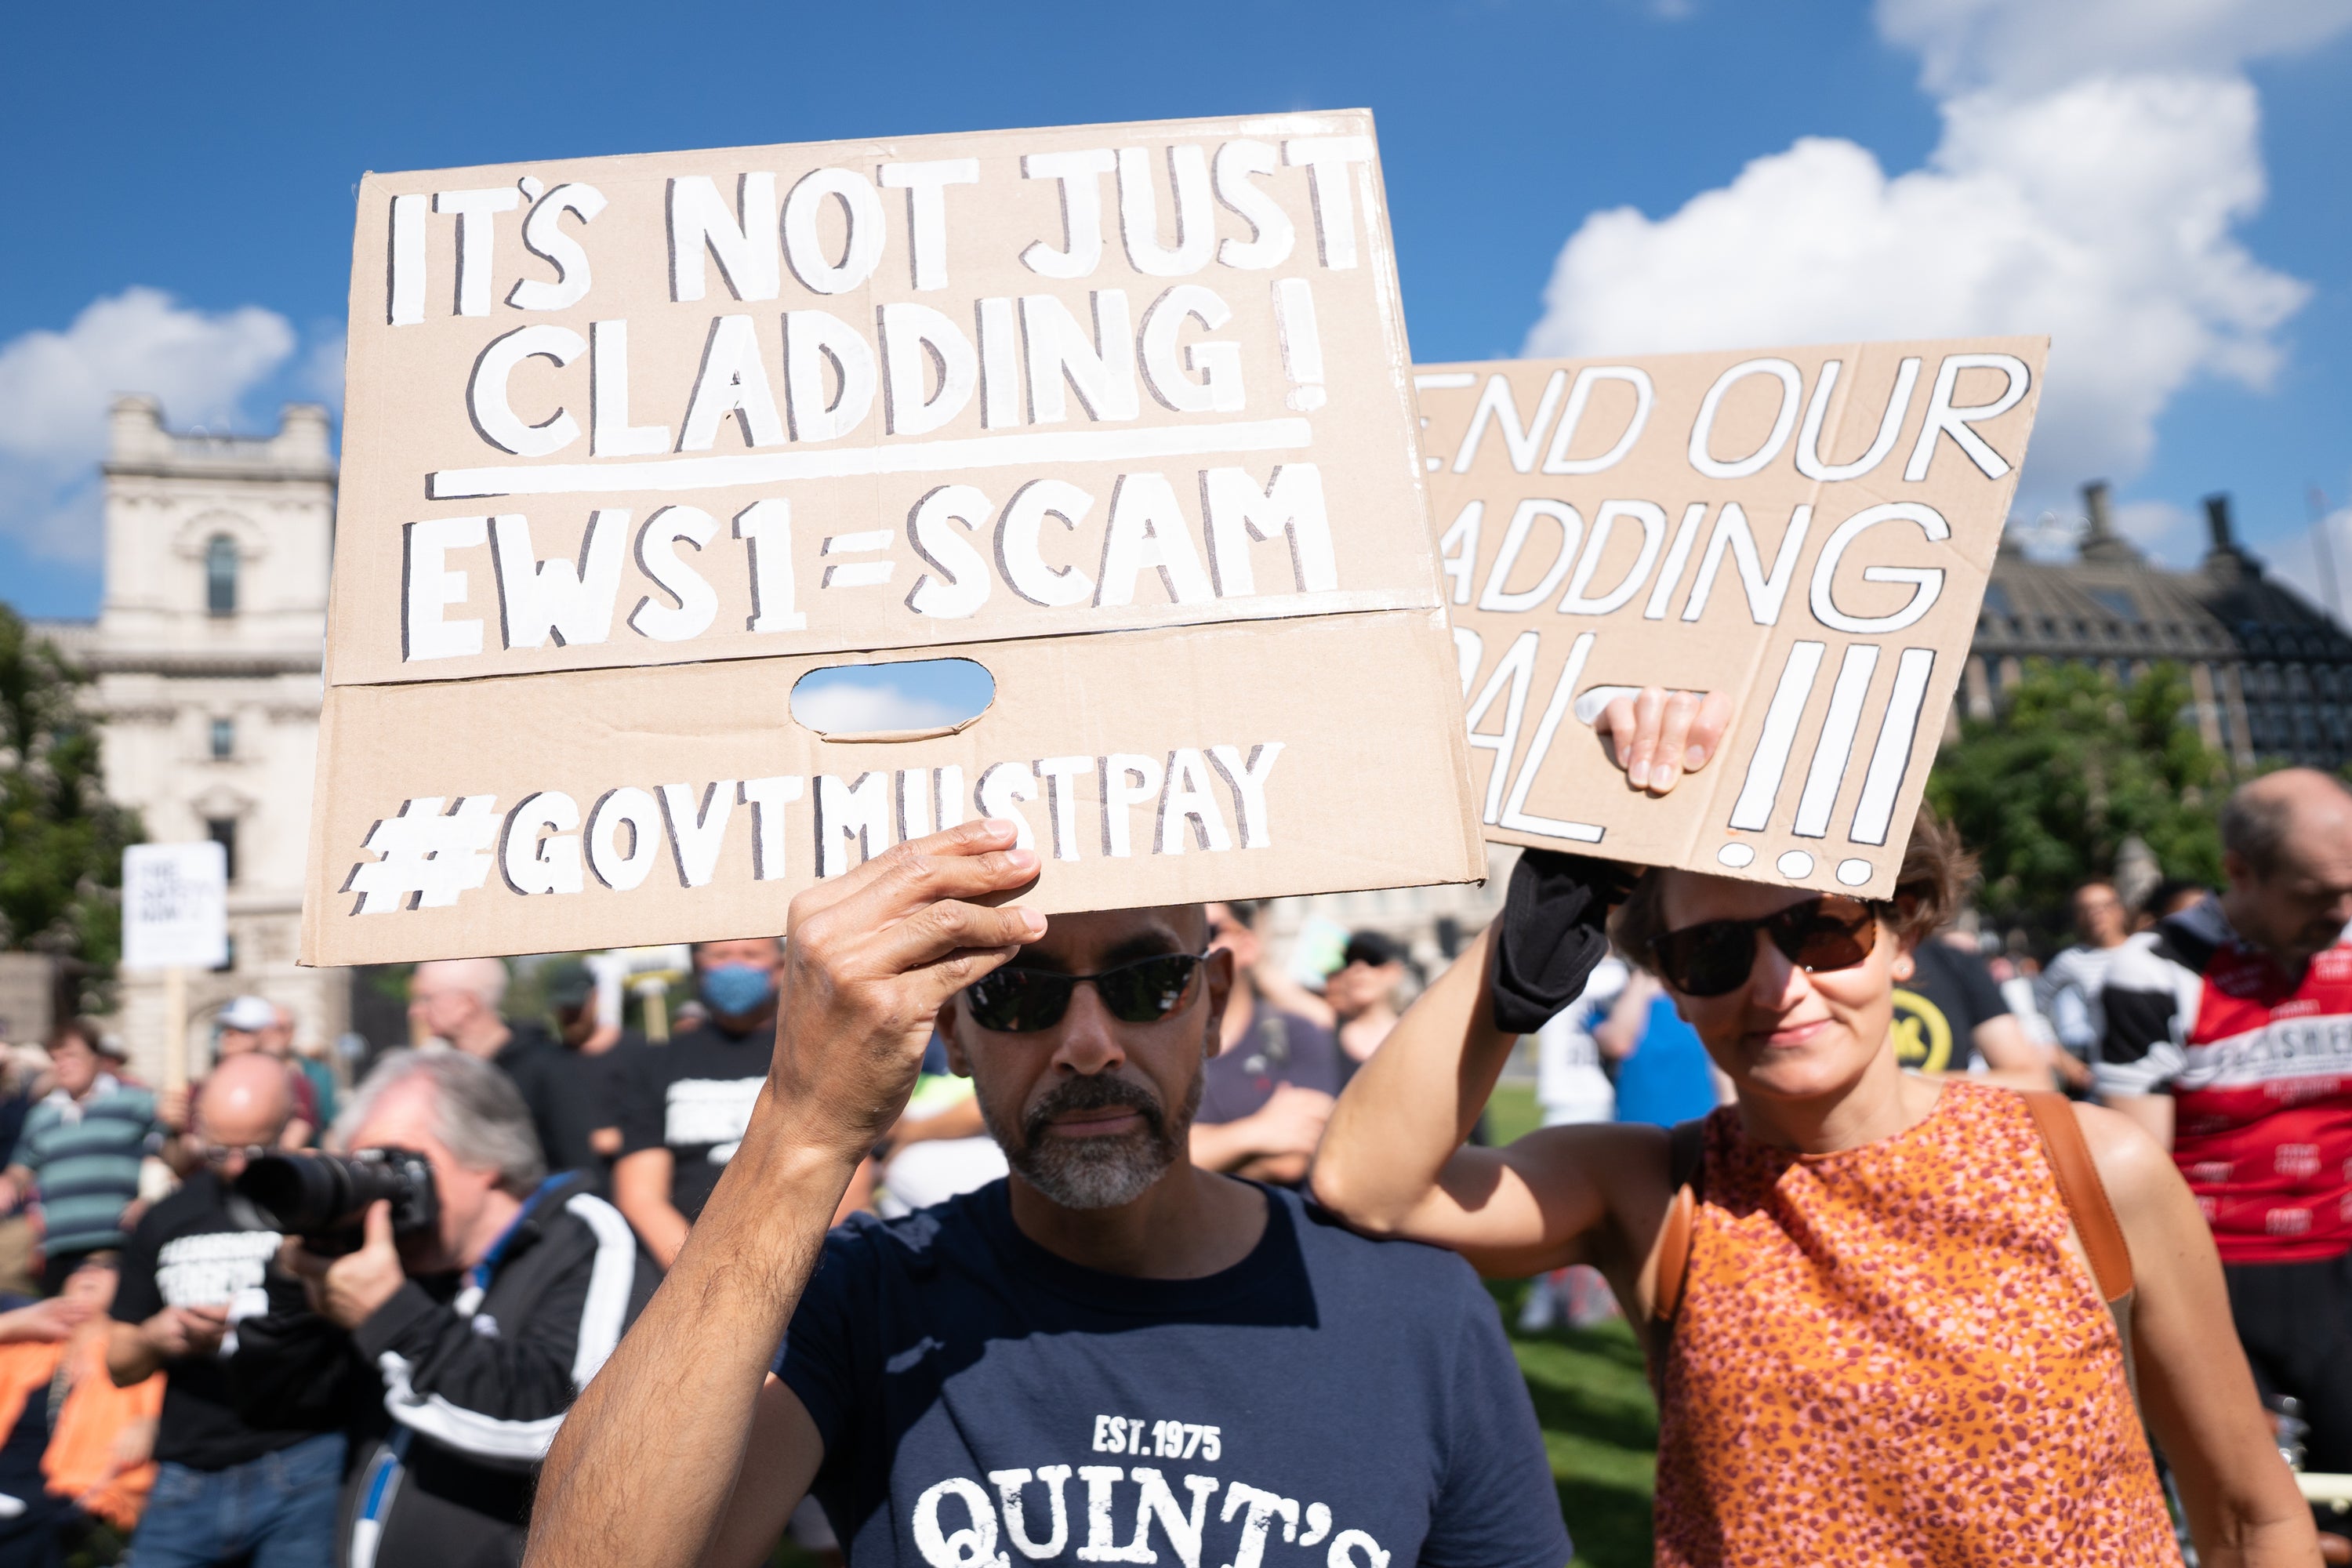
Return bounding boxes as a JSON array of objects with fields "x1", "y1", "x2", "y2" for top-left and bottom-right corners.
[
  {"x1": 961, "y1": 952, "x2": 1210, "y2": 1034},
  {"x1": 1647, "y1": 895, "x2": 1886, "y2": 998}
]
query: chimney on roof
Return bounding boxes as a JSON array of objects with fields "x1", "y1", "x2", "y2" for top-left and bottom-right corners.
[
  {"x1": 2202, "y1": 492, "x2": 2259, "y2": 583},
  {"x1": 2206, "y1": 493, "x2": 2235, "y2": 551},
  {"x1": 2078, "y1": 479, "x2": 2141, "y2": 564}
]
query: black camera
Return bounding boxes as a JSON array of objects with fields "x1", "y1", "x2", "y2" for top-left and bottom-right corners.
[{"x1": 233, "y1": 1148, "x2": 439, "y2": 1254}]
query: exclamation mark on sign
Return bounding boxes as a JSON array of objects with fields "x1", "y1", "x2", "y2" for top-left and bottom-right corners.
[
  {"x1": 1273, "y1": 278, "x2": 1326, "y2": 412},
  {"x1": 1726, "y1": 641, "x2": 1827, "y2": 833},
  {"x1": 1849, "y1": 648, "x2": 1936, "y2": 847},
  {"x1": 1791, "y1": 644, "x2": 1881, "y2": 839}
]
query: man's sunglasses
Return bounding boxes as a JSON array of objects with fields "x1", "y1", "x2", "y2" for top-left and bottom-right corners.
[
  {"x1": 1648, "y1": 895, "x2": 1887, "y2": 998},
  {"x1": 962, "y1": 952, "x2": 1210, "y2": 1033}
]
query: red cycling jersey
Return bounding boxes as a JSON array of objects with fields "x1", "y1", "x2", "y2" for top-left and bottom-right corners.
[{"x1": 2096, "y1": 897, "x2": 2352, "y2": 1265}]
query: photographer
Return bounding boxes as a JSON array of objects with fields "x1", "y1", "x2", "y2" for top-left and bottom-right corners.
[{"x1": 231, "y1": 1050, "x2": 653, "y2": 1568}]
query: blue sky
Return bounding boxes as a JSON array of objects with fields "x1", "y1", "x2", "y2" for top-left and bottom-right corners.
[{"x1": 3, "y1": 0, "x2": 2348, "y2": 633}]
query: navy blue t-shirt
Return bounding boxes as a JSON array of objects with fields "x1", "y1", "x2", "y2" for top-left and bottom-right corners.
[{"x1": 776, "y1": 1179, "x2": 1570, "y2": 1568}]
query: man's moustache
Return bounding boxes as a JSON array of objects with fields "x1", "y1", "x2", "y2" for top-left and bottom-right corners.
[{"x1": 1022, "y1": 1075, "x2": 1166, "y2": 1144}]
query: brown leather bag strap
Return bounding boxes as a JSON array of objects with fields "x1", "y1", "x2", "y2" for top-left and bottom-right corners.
[
  {"x1": 2020, "y1": 1090, "x2": 2134, "y2": 1303},
  {"x1": 1650, "y1": 1119, "x2": 1710, "y2": 1327},
  {"x1": 1652, "y1": 1185, "x2": 1697, "y2": 1326}
]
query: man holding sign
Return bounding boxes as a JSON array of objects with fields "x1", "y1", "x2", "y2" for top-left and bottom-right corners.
[{"x1": 528, "y1": 822, "x2": 1571, "y2": 1568}]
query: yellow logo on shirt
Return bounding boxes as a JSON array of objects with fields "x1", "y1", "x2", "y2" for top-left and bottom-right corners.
[{"x1": 1889, "y1": 986, "x2": 1955, "y2": 1074}]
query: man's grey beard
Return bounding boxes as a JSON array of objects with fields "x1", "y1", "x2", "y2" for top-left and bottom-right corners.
[{"x1": 978, "y1": 1069, "x2": 1203, "y2": 1211}]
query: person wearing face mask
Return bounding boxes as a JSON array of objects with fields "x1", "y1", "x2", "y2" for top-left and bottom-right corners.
[{"x1": 611, "y1": 939, "x2": 789, "y2": 1269}]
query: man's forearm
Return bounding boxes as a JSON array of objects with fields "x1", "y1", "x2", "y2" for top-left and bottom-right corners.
[{"x1": 528, "y1": 1095, "x2": 860, "y2": 1568}]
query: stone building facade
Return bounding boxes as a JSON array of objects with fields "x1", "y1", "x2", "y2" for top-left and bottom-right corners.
[
  {"x1": 32, "y1": 397, "x2": 344, "y2": 1076},
  {"x1": 1965, "y1": 482, "x2": 2352, "y2": 768}
]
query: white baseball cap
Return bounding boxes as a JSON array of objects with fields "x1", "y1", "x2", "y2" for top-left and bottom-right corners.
[{"x1": 217, "y1": 995, "x2": 276, "y2": 1032}]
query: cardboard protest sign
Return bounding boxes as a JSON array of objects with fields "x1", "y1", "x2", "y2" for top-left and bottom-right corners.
[
  {"x1": 304, "y1": 111, "x2": 1481, "y2": 966},
  {"x1": 1417, "y1": 338, "x2": 2045, "y2": 898}
]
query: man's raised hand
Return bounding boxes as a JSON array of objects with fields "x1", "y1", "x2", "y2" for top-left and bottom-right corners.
[{"x1": 771, "y1": 819, "x2": 1042, "y2": 1160}]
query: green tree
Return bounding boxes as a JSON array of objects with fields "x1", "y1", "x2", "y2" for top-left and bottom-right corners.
[
  {"x1": 1928, "y1": 659, "x2": 2229, "y2": 929},
  {"x1": 0, "y1": 604, "x2": 142, "y2": 1005}
]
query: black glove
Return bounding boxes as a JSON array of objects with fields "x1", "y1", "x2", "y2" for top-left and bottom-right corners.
[{"x1": 1490, "y1": 851, "x2": 1640, "y2": 1036}]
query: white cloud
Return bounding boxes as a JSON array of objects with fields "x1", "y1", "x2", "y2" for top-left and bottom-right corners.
[
  {"x1": 1878, "y1": 0, "x2": 2352, "y2": 95},
  {"x1": 792, "y1": 680, "x2": 969, "y2": 735},
  {"x1": 1523, "y1": 0, "x2": 2344, "y2": 520},
  {"x1": 0, "y1": 289, "x2": 297, "y2": 564}
]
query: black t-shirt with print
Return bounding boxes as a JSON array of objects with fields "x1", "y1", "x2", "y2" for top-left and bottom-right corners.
[
  {"x1": 1889, "y1": 939, "x2": 2010, "y2": 1074},
  {"x1": 615, "y1": 1019, "x2": 772, "y2": 1222},
  {"x1": 777, "y1": 1180, "x2": 1572, "y2": 1568},
  {"x1": 111, "y1": 1170, "x2": 332, "y2": 1470}
]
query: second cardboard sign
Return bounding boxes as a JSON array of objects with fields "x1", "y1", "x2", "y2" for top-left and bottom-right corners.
[{"x1": 1419, "y1": 337, "x2": 2046, "y2": 898}]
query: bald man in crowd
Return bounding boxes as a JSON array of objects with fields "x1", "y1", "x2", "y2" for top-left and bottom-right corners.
[
  {"x1": 2101, "y1": 768, "x2": 2352, "y2": 1476},
  {"x1": 409, "y1": 959, "x2": 602, "y2": 1173},
  {"x1": 210, "y1": 996, "x2": 318, "y2": 1148},
  {"x1": 108, "y1": 1054, "x2": 348, "y2": 1565}
]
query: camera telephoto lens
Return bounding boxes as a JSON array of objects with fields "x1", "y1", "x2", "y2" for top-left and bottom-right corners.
[
  {"x1": 235, "y1": 1152, "x2": 358, "y2": 1235},
  {"x1": 233, "y1": 1149, "x2": 437, "y2": 1247}
]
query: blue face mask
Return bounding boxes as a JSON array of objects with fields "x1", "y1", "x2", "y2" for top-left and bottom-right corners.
[{"x1": 700, "y1": 962, "x2": 776, "y2": 1018}]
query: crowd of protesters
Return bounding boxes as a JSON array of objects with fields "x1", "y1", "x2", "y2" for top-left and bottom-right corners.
[{"x1": 2, "y1": 746, "x2": 2347, "y2": 1566}]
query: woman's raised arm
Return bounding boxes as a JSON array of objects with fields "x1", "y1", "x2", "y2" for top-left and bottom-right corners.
[
  {"x1": 1312, "y1": 688, "x2": 1730, "y2": 1272},
  {"x1": 1310, "y1": 919, "x2": 1670, "y2": 1276}
]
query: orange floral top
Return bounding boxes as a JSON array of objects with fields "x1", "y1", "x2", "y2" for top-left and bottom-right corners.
[{"x1": 1654, "y1": 1081, "x2": 2179, "y2": 1566}]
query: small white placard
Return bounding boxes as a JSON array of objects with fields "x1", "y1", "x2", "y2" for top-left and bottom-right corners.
[{"x1": 122, "y1": 842, "x2": 228, "y2": 971}]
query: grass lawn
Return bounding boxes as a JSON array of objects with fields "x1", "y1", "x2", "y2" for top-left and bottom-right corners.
[{"x1": 1487, "y1": 1082, "x2": 1542, "y2": 1145}]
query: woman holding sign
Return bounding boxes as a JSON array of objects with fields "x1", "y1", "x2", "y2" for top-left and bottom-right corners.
[{"x1": 1312, "y1": 691, "x2": 2315, "y2": 1566}]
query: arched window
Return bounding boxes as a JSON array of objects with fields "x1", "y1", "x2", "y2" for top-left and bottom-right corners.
[{"x1": 205, "y1": 534, "x2": 238, "y2": 616}]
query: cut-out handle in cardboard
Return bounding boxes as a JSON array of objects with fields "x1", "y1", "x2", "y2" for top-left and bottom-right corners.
[{"x1": 789, "y1": 658, "x2": 995, "y2": 742}]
